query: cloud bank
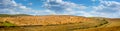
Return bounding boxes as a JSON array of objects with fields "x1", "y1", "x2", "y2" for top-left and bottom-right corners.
[
  {"x1": 0, "y1": 0, "x2": 120, "y2": 18},
  {"x1": 0, "y1": 0, "x2": 54, "y2": 15},
  {"x1": 43, "y1": 0, "x2": 120, "y2": 18}
]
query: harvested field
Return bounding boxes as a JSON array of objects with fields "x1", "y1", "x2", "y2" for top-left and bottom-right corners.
[
  {"x1": 0, "y1": 15, "x2": 99, "y2": 26},
  {"x1": 0, "y1": 15, "x2": 119, "y2": 31}
]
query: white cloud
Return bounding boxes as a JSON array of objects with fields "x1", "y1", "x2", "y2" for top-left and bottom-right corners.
[
  {"x1": 42, "y1": 0, "x2": 120, "y2": 18},
  {"x1": 90, "y1": 0, "x2": 120, "y2": 18},
  {"x1": 91, "y1": 0, "x2": 97, "y2": 2},
  {"x1": 0, "y1": 0, "x2": 54, "y2": 15},
  {"x1": 27, "y1": 3, "x2": 33, "y2": 6},
  {"x1": 43, "y1": 0, "x2": 87, "y2": 15},
  {"x1": 0, "y1": 0, "x2": 120, "y2": 18}
]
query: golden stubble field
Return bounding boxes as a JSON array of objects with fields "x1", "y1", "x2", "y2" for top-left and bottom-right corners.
[
  {"x1": 0, "y1": 15, "x2": 120, "y2": 31},
  {"x1": 74, "y1": 18, "x2": 120, "y2": 31},
  {"x1": 0, "y1": 15, "x2": 97, "y2": 26}
]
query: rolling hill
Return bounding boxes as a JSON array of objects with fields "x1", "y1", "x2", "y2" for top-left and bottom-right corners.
[{"x1": 0, "y1": 14, "x2": 120, "y2": 31}]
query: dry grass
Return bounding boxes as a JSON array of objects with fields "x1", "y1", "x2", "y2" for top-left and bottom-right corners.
[
  {"x1": 0, "y1": 15, "x2": 96, "y2": 26},
  {"x1": 74, "y1": 26, "x2": 120, "y2": 31},
  {"x1": 105, "y1": 18, "x2": 120, "y2": 27},
  {"x1": 74, "y1": 18, "x2": 120, "y2": 31},
  {"x1": 0, "y1": 15, "x2": 120, "y2": 31}
]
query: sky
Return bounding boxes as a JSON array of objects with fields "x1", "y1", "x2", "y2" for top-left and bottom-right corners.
[{"x1": 0, "y1": 0, "x2": 120, "y2": 18}]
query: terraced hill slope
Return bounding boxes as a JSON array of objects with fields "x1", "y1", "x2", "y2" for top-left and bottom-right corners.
[
  {"x1": 0, "y1": 15, "x2": 102, "y2": 26},
  {"x1": 0, "y1": 15, "x2": 119, "y2": 31}
]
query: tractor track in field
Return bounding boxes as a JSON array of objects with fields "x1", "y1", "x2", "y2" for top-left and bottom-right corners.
[
  {"x1": 70, "y1": 19, "x2": 109, "y2": 30},
  {"x1": 0, "y1": 16, "x2": 109, "y2": 31},
  {"x1": 0, "y1": 19, "x2": 109, "y2": 31}
]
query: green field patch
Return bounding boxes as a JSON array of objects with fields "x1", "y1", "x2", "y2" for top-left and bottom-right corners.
[{"x1": 0, "y1": 21, "x2": 15, "y2": 27}]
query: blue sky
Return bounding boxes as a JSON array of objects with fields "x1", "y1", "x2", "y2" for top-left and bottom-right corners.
[{"x1": 0, "y1": 0, "x2": 120, "y2": 18}]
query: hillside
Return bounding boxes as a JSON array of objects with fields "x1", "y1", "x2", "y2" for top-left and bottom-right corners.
[
  {"x1": 0, "y1": 15, "x2": 120, "y2": 31},
  {"x1": 0, "y1": 15, "x2": 102, "y2": 26}
]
